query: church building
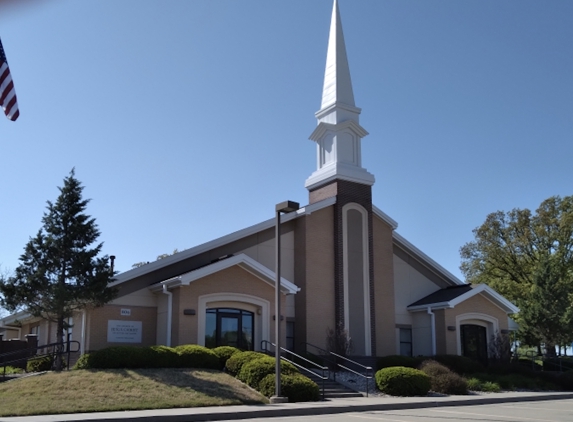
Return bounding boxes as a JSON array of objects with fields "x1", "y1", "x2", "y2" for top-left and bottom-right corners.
[{"x1": 1, "y1": 1, "x2": 518, "y2": 363}]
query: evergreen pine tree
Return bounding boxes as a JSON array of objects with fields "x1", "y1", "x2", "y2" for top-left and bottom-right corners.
[{"x1": 0, "y1": 170, "x2": 116, "y2": 370}]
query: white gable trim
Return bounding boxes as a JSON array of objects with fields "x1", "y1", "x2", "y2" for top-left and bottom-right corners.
[
  {"x1": 407, "y1": 284, "x2": 519, "y2": 314},
  {"x1": 372, "y1": 205, "x2": 398, "y2": 229},
  {"x1": 150, "y1": 253, "x2": 299, "y2": 295}
]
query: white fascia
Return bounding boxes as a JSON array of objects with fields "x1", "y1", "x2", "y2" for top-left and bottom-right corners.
[
  {"x1": 149, "y1": 253, "x2": 300, "y2": 295},
  {"x1": 111, "y1": 197, "x2": 336, "y2": 287},
  {"x1": 1, "y1": 310, "x2": 33, "y2": 326},
  {"x1": 372, "y1": 205, "x2": 398, "y2": 230},
  {"x1": 407, "y1": 285, "x2": 519, "y2": 315},
  {"x1": 393, "y1": 231, "x2": 464, "y2": 286},
  {"x1": 448, "y1": 284, "x2": 519, "y2": 314},
  {"x1": 305, "y1": 163, "x2": 375, "y2": 190}
]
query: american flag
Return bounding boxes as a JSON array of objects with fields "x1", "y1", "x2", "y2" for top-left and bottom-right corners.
[{"x1": 0, "y1": 37, "x2": 19, "y2": 121}]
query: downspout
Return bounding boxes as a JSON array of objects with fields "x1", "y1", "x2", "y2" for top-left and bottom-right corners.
[
  {"x1": 427, "y1": 306, "x2": 436, "y2": 356},
  {"x1": 162, "y1": 284, "x2": 173, "y2": 347}
]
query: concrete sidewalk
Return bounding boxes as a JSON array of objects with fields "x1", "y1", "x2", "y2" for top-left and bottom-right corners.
[{"x1": 2, "y1": 391, "x2": 573, "y2": 422}]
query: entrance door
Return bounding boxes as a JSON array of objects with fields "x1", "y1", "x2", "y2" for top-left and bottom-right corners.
[
  {"x1": 461, "y1": 324, "x2": 488, "y2": 364},
  {"x1": 205, "y1": 308, "x2": 254, "y2": 350}
]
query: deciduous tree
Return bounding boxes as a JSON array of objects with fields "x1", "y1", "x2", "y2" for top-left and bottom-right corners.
[{"x1": 460, "y1": 195, "x2": 573, "y2": 355}]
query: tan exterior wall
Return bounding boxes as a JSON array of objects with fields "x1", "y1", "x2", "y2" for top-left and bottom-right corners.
[
  {"x1": 173, "y1": 265, "x2": 285, "y2": 348},
  {"x1": 373, "y1": 215, "x2": 396, "y2": 356},
  {"x1": 436, "y1": 294, "x2": 509, "y2": 355},
  {"x1": 304, "y1": 205, "x2": 336, "y2": 350},
  {"x1": 86, "y1": 304, "x2": 157, "y2": 351}
]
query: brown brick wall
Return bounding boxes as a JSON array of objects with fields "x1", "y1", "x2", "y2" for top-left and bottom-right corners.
[
  {"x1": 303, "y1": 205, "x2": 336, "y2": 350},
  {"x1": 372, "y1": 215, "x2": 397, "y2": 356},
  {"x1": 87, "y1": 304, "x2": 157, "y2": 351}
]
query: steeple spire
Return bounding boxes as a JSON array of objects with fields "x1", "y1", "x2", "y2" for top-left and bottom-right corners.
[
  {"x1": 321, "y1": 0, "x2": 355, "y2": 110},
  {"x1": 305, "y1": 0, "x2": 375, "y2": 191}
]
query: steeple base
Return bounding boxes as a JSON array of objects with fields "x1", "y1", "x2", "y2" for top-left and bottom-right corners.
[{"x1": 305, "y1": 163, "x2": 375, "y2": 192}]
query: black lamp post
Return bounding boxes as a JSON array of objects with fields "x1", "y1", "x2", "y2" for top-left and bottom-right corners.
[{"x1": 270, "y1": 200, "x2": 299, "y2": 404}]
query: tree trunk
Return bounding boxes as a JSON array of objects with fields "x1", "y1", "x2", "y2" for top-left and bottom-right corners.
[{"x1": 54, "y1": 315, "x2": 65, "y2": 371}]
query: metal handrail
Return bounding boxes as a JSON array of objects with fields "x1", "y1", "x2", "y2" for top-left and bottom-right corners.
[
  {"x1": 260, "y1": 340, "x2": 329, "y2": 400},
  {"x1": 303, "y1": 342, "x2": 373, "y2": 397},
  {"x1": 1, "y1": 340, "x2": 80, "y2": 379}
]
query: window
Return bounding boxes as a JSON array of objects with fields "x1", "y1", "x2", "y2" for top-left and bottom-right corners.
[
  {"x1": 286, "y1": 321, "x2": 295, "y2": 351},
  {"x1": 205, "y1": 308, "x2": 254, "y2": 350},
  {"x1": 399, "y1": 328, "x2": 412, "y2": 357}
]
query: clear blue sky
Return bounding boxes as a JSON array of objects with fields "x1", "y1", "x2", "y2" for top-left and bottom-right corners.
[{"x1": 0, "y1": 0, "x2": 571, "y2": 281}]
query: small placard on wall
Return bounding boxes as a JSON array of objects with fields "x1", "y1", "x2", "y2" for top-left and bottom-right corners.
[
  {"x1": 107, "y1": 320, "x2": 142, "y2": 343},
  {"x1": 120, "y1": 308, "x2": 131, "y2": 316}
]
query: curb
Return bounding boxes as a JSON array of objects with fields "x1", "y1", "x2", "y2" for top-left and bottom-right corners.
[{"x1": 2, "y1": 392, "x2": 573, "y2": 422}]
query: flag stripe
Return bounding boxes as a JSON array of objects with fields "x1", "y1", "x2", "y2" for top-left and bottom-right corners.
[{"x1": 0, "y1": 38, "x2": 19, "y2": 121}]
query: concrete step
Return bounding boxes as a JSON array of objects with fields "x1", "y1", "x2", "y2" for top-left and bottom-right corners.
[{"x1": 304, "y1": 371, "x2": 364, "y2": 399}]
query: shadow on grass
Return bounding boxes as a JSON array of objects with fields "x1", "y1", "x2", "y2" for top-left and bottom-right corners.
[{"x1": 90, "y1": 368, "x2": 267, "y2": 405}]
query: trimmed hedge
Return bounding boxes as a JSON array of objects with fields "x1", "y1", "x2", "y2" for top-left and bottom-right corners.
[
  {"x1": 225, "y1": 351, "x2": 266, "y2": 376},
  {"x1": 212, "y1": 346, "x2": 241, "y2": 369},
  {"x1": 558, "y1": 370, "x2": 573, "y2": 391},
  {"x1": 375, "y1": 366, "x2": 430, "y2": 396},
  {"x1": 73, "y1": 344, "x2": 219, "y2": 370},
  {"x1": 377, "y1": 355, "x2": 421, "y2": 370},
  {"x1": 238, "y1": 356, "x2": 298, "y2": 389},
  {"x1": 174, "y1": 345, "x2": 219, "y2": 369},
  {"x1": 259, "y1": 373, "x2": 320, "y2": 402}
]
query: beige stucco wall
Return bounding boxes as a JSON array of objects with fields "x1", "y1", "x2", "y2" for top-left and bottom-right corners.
[
  {"x1": 372, "y1": 214, "x2": 396, "y2": 356},
  {"x1": 436, "y1": 294, "x2": 509, "y2": 355},
  {"x1": 304, "y1": 205, "x2": 336, "y2": 351},
  {"x1": 240, "y1": 227, "x2": 296, "y2": 283},
  {"x1": 173, "y1": 265, "x2": 286, "y2": 349},
  {"x1": 86, "y1": 304, "x2": 157, "y2": 351},
  {"x1": 393, "y1": 255, "x2": 442, "y2": 326}
]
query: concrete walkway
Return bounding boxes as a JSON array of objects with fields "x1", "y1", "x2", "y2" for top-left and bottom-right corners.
[{"x1": 2, "y1": 391, "x2": 573, "y2": 422}]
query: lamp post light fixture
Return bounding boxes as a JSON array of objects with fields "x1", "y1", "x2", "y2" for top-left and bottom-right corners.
[{"x1": 270, "y1": 200, "x2": 300, "y2": 404}]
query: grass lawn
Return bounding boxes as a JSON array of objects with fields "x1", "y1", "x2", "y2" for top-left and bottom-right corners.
[{"x1": 0, "y1": 368, "x2": 268, "y2": 417}]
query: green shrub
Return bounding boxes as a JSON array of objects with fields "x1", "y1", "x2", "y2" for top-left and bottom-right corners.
[
  {"x1": 149, "y1": 345, "x2": 180, "y2": 368},
  {"x1": 431, "y1": 355, "x2": 484, "y2": 375},
  {"x1": 1, "y1": 365, "x2": 24, "y2": 374},
  {"x1": 72, "y1": 353, "x2": 94, "y2": 370},
  {"x1": 84, "y1": 346, "x2": 153, "y2": 369},
  {"x1": 27, "y1": 356, "x2": 53, "y2": 372},
  {"x1": 238, "y1": 356, "x2": 298, "y2": 389},
  {"x1": 212, "y1": 346, "x2": 241, "y2": 369},
  {"x1": 225, "y1": 351, "x2": 266, "y2": 376},
  {"x1": 375, "y1": 366, "x2": 431, "y2": 396},
  {"x1": 466, "y1": 377, "x2": 501, "y2": 392},
  {"x1": 175, "y1": 345, "x2": 219, "y2": 369},
  {"x1": 259, "y1": 373, "x2": 320, "y2": 402},
  {"x1": 377, "y1": 355, "x2": 421, "y2": 370},
  {"x1": 558, "y1": 370, "x2": 573, "y2": 391}
]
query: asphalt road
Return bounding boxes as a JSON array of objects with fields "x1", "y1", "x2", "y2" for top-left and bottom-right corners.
[{"x1": 226, "y1": 398, "x2": 573, "y2": 422}]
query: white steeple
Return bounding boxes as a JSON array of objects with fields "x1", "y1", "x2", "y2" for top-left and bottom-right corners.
[{"x1": 305, "y1": 0, "x2": 375, "y2": 191}]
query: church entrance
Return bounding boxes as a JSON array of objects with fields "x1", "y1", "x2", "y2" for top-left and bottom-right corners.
[
  {"x1": 205, "y1": 308, "x2": 254, "y2": 350},
  {"x1": 460, "y1": 324, "x2": 488, "y2": 364}
]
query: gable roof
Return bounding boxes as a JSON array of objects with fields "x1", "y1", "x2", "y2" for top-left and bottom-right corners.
[
  {"x1": 407, "y1": 283, "x2": 519, "y2": 314},
  {"x1": 148, "y1": 253, "x2": 299, "y2": 295}
]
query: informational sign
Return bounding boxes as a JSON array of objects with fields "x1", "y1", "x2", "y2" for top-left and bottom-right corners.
[
  {"x1": 107, "y1": 320, "x2": 142, "y2": 343},
  {"x1": 120, "y1": 308, "x2": 131, "y2": 316}
]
